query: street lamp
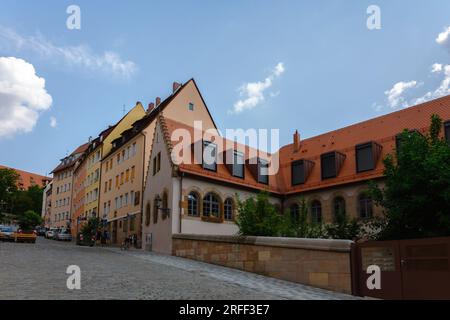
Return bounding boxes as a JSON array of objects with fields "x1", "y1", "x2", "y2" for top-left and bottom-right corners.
[{"x1": 155, "y1": 195, "x2": 171, "y2": 217}]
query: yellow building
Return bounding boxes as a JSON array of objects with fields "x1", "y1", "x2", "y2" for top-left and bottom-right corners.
[
  {"x1": 100, "y1": 80, "x2": 217, "y2": 246},
  {"x1": 82, "y1": 103, "x2": 146, "y2": 220}
]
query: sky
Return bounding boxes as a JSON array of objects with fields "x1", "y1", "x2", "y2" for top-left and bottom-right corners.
[{"x1": 0, "y1": 0, "x2": 450, "y2": 176}]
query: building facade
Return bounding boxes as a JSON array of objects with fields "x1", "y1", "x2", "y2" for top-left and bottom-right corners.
[
  {"x1": 141, "y1": 93, "x2": 450, "y2": 254},
  {"x1": 50, "y1": 143, "x2": 89, "y2": 229},
  {"x1": 41, "y1": 181, "x2": 53, "y2": 228},
  {"x1": 100, "y1": 80, "x2": 218, "y2": 246}
]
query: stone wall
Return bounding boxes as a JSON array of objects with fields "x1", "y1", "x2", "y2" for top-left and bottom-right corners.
[{"x1": 172, "y1": 234, "x2": 354, "y2": 294}]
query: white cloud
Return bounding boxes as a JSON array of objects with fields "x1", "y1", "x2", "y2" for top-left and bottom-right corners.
[
  {"x1": 231, "y1": 62, "x2": 285, "y2": 114},
  {"x1": 50, "y1": 116, "x2": 57, "y2": 128},
  {"x1": 384, "y1": 81, "x2": 419, "y2": 109},
  {"x1": 436, "y1": 26, "x2": 450, "y2": 48},
  {"x1": 0, "y1": 57, "x2": 52, "y2": 138},
  {"x1": 0, "y1": 26, "x2": 137, "y2": 78},
  {"x1": 414, "y1": 64, "x2": 450, "y2": 105},
  {"x1": 431, "y1": 63, "x2": 443, "y2": 73}
]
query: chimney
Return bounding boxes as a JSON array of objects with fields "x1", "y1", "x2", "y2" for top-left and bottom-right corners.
[
  {"x1": 147, "y1": 102, "x2": 155, "y2": 113},
  {"x1": 293, "y1": 130, "x2": 301, "y2": 152},
  {"x1": 173, "y1": 81, "x2": 181, "y2": 93},
  {"x1": 156, "y1": 97, "x2": 161, "y2": 107}
]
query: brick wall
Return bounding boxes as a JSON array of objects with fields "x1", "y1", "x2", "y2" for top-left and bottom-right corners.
[{"x1": 172, "y1": 234, "x2": 353, "y2": 294}]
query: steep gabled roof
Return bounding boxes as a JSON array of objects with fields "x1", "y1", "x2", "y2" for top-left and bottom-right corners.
[
  {"x1": 152, "y1": 94, "x2": 450, "y2": 196},
  {"x1": 51, "y1": 142, "x2": 89, "y2": 174},
  {"x1": 157, "y1": 114, "x2": 280, "y2": 194},
  {"x1": 277, "y1": 94, "x2": 450, "y2": 194}
]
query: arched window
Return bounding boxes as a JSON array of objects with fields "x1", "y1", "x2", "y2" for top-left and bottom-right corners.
[
  {"x1": 187, "y1": 192, "x2": 199, "y2": 217},
  {"x1": 358, "y1": 194, "x2": 373, "y2": 219},
  {"x1": 290, "y1": 204, "x2": 300, "y2": 223},
  {"x1": 162, "y1": 191, "x2": 168, "y2": 220},
  {"x1": 153, "y1": 196, "x2": 159, "y2": 224},
  {"x1": 203, "y1": 193, "x2": 220, "y2": 218},
  {"x1": 145, "y1": 201, "x2": 151, "y2": 226},
  {"x1": 224, "y1": 198, "x2": 234, "y2": 221},
  {"x1": 333, "y1": 197, "x2": 346, "y2": 223},
  {"x1": 311, "y1": 200, "x2": 322, "y2": 224}
]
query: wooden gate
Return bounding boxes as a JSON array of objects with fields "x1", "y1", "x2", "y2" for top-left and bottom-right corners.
[{"x1": 353, "y1": 237, "x2": 450, "y2": 299}]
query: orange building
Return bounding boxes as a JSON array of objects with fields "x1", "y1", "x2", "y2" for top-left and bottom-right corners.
[
  {"x1": 0, "y1": 165, "x2": 51, "y2": 190},
  {"x1": 50, "y1": 143, "x2": 89, "y2": 229}
]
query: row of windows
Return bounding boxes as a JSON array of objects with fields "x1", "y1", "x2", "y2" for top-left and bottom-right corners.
[
  {"x1": 292, "y1": 141, "x2": 382, "y2": 185},
  {"x1": 291, "y1": 122, "x2": 450, "y2": 186},
  {"x1": 86, "y1": 169, "x2": 100, "y2": 187},
  {"x1": 55, "y1": 197, "x2": 70, "y2": 208},
  {"x1": 288, "y1": 194, "x2": 374, "y2": 224},
  {"x1": 56, "y1": 183, "x2": 71, "y2": 194},
  {"x1": 187, "y1": 192, "x2": 235, "y2": 221},
  {"x1": 54, "y1": 212, "x2": 70, "y2": 222},
  {"x1": 103, "y1": 166, "x2": 136, "y2": 194},
  {"x1": 202, "y1": 141, "x2": 269, "y2": 184},
  {"x1": 86, "y1": 188, "x2": 99, "y2": 204},
  {"x1": 87, "y1": 150, "x2": 101, "y2": 169},
  {"x1": 113, "y1": 190, "x2": 140, "y2": 211},
  {"x1": 104, "y1": 142, "x2": 137, "y2": 173},
  {"x1": 55, "y1": 169, "x2": 72, "y2": 181}
]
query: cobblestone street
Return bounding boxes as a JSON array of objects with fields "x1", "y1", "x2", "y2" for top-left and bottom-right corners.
[{"x1": 0, "y1": 238, "x2": 357, "y2": 300}]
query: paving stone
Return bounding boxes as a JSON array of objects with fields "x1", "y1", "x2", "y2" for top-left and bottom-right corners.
[{"x1": 0, "y1": 238, "x2": 359, "y2": 300}]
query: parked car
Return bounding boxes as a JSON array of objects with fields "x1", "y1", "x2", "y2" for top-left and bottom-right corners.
[
  {"x1": 13, "y1": 229, "x2": 37, "y2": 243},
  {"x1": 76, "y1": 232, "x2": 95, "y2": 247},
  {"x1": 55, "y1": 228, "x2": 72, "y2": 241},
  {"x1": 35, "y1": 226, "x2": 47, "y2": 237},
  {"x1": 0, "y1": 226, "x2": 16, "y2": 242},
  {"x1": 45, "y1": 228, "x2": 58, "y2": 239}
]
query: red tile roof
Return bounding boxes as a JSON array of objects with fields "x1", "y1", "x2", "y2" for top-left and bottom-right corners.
[
  {"x1": 159, "y1": 95, "x2": 450, "y2": 195},
  {"x1": 51, "y1": 142, "x2": 90, "y2": 174},
  {"x1": 161, "y1": 115, "x2": 279, "y2": 193},
  {"x1": 0, "y1": 165, "x2": 51, "y2": 190}
]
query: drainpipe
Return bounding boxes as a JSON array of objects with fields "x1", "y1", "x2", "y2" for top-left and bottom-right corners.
[
  {"x1": 140, "y1": 132, "x2": 146, "y2": 246},
  {"x1": 179, "y1": 171, "x2": 184, "y2": 234}
]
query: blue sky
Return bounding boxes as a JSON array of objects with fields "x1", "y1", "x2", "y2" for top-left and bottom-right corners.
[{"x1": 1, "y1": 0, "x2": 450, "y2": 176}]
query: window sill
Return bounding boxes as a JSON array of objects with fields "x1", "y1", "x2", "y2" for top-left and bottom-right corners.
[{"x1": 201, "y1": 216, "x2": 223, "y2": 223}]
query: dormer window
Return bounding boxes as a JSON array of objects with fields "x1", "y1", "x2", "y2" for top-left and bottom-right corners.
[
  {"x1": 202, "y1": 141, "x2": 217, "y2": 171},
  {"x1": 445, "y1": 121, "x2": 450, "y2": 144},
  {"x1": 291, "y1": 159, "x2": 314, "y2": 185},
  {"x1": 232, "y1": 151, "x2": 244, "y2": 178},
  {"x1": 257, "y1": 158, "x2": 269, "y2": 185},
  {"x1": 355, "y1": 141, "x2": 382, "y2": 173},
  {"x1": 321, "y1": 151, "x2": 346, "y2": 180}
]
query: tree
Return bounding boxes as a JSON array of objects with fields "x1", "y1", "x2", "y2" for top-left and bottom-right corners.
[
  {"x1": 10, "y1": 185, "x2": 44, "y2": 217},
  {"x1": 324, "y1": 210, "x2": 360, "y2": 240},
  {"x1": 369, "y1": 114, "x2": 450, "y2": 240},
  {"x1": 0, "y1": 168, "x2": 19, "y2": 213},
  {"x1": 80, "y1": 216, "x2": 100, "y2": 239},
  {"x1": 235, "y1": 191, "x2": 284, "y2": 236},
  {"x1": 282, "y1": 198, "x2": 326, "y2": 238},
  {"x1": 16, "y1": 210, "x2": 43, "y2": 230}
]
